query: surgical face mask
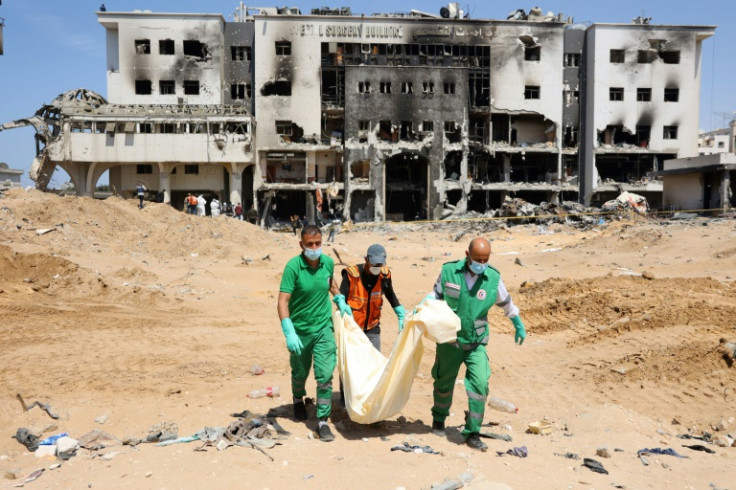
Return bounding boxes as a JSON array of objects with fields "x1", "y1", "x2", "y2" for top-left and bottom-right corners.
[
  {"x1": 303, "y1": 247, "x2": 322, "y2": 261},
  {"x1": 468, "y1": 260, "x2": 487, "y2": 275},
  {"x1": 369, "y1": 266, "x2": 382, "y2": 275}
]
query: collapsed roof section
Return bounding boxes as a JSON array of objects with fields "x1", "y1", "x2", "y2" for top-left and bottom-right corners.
[{"x1": 1, "y1": 88, "x2": 253, "y2": 190}]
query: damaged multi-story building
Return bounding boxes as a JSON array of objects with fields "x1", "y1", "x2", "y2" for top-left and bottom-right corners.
[{"x1": 0, "y1": 5, "x2": 716, "y2": 222}]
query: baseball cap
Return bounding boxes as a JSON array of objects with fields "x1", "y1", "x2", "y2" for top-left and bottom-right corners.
[{"x1": 366, "y1": 244, "x2": 387, "y2": 265}]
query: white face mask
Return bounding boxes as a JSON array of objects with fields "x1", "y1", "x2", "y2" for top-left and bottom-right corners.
[{"x1": 369, "y1": 266, "x2": 382, "y2": 275}]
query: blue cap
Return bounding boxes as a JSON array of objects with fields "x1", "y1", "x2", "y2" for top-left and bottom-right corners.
[{"x1": 366, "y1": 244, "x2": 386, "y2": 265}]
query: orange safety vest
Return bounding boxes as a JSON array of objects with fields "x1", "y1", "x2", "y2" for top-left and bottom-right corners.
[{"x1": 345, "y1": 264, "x2": 390, "y2": 331}]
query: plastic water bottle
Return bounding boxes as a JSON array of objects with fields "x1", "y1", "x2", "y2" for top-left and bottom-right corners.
[
  {"x1": 248, "y1": 386, "x2": 280, "y2": 399},
  {"x1": 487, "y1": 396, "x2": 518, "y2": 413},
  {"x1": 250, "y1": 365, "x2": 265, "y2": 375}
]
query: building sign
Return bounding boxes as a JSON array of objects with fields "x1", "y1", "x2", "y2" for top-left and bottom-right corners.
[{"x1": 292, "y1": 23, "x2": 404, "y2": 39}]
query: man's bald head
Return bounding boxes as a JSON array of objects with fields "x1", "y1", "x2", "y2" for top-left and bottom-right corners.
[{"x1": 468, "y1": 237, "x2": 491, "y2": 255}]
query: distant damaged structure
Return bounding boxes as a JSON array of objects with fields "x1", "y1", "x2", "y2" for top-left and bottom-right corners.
[{"x1": 0, "y1": 5, "x2": 715, "y2": 223}]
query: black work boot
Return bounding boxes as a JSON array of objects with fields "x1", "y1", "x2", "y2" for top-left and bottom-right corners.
[
  {"x1": 465, "y1": 433, "x2": 488, "y2": 452},
  {"x1": 431, "y1": 420, "x2": 446, "y2": 436}
]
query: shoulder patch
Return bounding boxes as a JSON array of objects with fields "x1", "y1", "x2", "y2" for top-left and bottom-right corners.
[{"x1": 346, "y1": 265, "x2": 360, "y2": 278}]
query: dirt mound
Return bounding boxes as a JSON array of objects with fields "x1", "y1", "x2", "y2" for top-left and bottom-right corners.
[
  {"x1": 0, "y1": 189, "x2": 276, "y2": 262},
  {"x1": 518, "y1": 275, "x2": 736, "y2": 336}
]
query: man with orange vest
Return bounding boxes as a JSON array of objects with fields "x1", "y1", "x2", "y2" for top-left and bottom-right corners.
[{"x1": 333, "y1": 243, "x2": 405, "y2": 352}]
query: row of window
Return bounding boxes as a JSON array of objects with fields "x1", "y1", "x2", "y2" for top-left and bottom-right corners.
[
  {"x1": 134, "y1": 38, "x2": 206, "y2": 57},
  {"x1": 134, "y1": 80, "x2": 252, "y2": 99},
  {"x1": 562, "y1": 49, "x2": 681, "y2": 67},
  {"x1": 356, "y1": 81, "x2": 456, "y2": 95},
  {"x1": 137, "y1": 164, "x2": 199, "y2": 175},
  {"x1": 609, "y1": 87, "x2": 679, "y2": 102}
]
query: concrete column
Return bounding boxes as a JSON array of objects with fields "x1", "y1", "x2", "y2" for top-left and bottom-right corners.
[
  {"x1": 229, "y1": 167, "x2": 243, "y2": 206},
  {"x1": 548, "y1": 191, "x2": 560, "y2": 205},
  {"x1": 158, "y1": 170, "x2": 171, "y2": 203},
  {"x1": 62, "y1": 162, "x2": 91, "y2": 197},
  {"x1": 720, "y1": 169, "x2": 731, "y2": 212},
  {"x1": 502, "y1": 154, "x2": 512, "y2": 182}
]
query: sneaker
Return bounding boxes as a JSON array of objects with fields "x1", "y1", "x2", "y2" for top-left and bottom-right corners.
[
  {"x1": 317, "y1": 423, "x2": 335, "y2": 442},
  {"x1": 465, "y1": 433, "x2": 488, "y2": 452},
  {"x1": 293, "y1": 401, "x2": 307, "y2": 421},
  {"x1": 431, "y1": 420, "x2": 446, "y2": 436}
]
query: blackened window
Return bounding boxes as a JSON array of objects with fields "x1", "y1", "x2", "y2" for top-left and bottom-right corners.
[
  {"x1": 401, "y1": 82, "x2": 413, "y2": 94},
  {"x1": 663, "y1": 126, "x2": 678, "y2": 140},
  {"x1": 276, "y1": 41, "x2": 291, "y2": 55},
  {"x1": 664, "y1": 88, "x2": 679, "y2": 102},
  {"x1": 183, "y1": 81, "x2": 200, "y2": 95},
  {"x1": 524, "y1": 85, "x2": 540, "y2": 99},
  {"x1": 231, "y1": 45, "x2": 251, "y2": 61},
  {"x1": 159, "y1": 39, "x2": 174, "y2": 55},
  {"x1": 275, "y1": 121, "x2": 293, "y2": 135},
  {"x1": 637, "y1": 88, "x2": 652, "y2": 101},
  {"x1": 185, "y1": 165, "x2": 199, "y2": 174},
  {"x1": 661, "y1": 51, "x2": 680, "y2": 64},
  {"x1": 358, "y1": 81, "x2": 371, "y2": 93},
  {"x1": 610, "y1": 87, "x2": 624, "y2": 101},
  {"x1": 358, "y1": 120, "x2": 370, "y2": 131},
  {"x1": 444, "y1": 82, "x2": 455, "y2": 95},
  {"x1": 380, "y1": 82, "x2": 391, "y2": 94},
  {"x1": 136, "y1": 164, "x2": 153, "y2": 174},
  {"x1": 231, "y1": 84, "x2": 246, "y2": 100},
  {"x1": 135, "y1": 39, "x2": 150, "y2": 54},
  {"x1": 423, "y1": 121, "x2": 434, "y2": 132},
  {"x1": 183, "y1": 40, "x2": 206, "y2": 58},
  {"x1": 564, "y1": 53, "x2": 580, "y2": 67},
  {"x1": 159, "y1": 80, "x2": 175, "y2": 95},
  {"x1": 610, "y1": 49, "x2": 625, "y2": 63},
  {"x1": 135, "y1": 80, "x2": 152, "y2": 95}
]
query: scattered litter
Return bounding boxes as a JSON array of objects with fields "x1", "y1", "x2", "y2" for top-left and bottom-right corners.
[
  {"x1": 145, "y1": 421, "x2": 178, "y2": 443},
  {"x1": 497, "y1": 446, "x2": 528, "y2": 458},
  {"x1": 637, "y1": 448, "x2": 687, "y2": 458},
  {"x1": 16, "y1": 394, "x2": 59, "y2": 419},
  {"x1": 39, "y1": 432, "x2": 68, "y2": 446},
  {"x1": 554, "y1": 452, "x2": 579, "y2": 460},
  {"x1": 95, "y1": 414, "x2": 109, "y2": 424},
  {"x1": 682, "y1": 444, "x2": 716, "y2": 454},
  {"x1": 514, "y1": 257, "x2": 525, "y2": 266},
  {"x1": 55, "y1": 436, "x2": 79, "y2": 460},
  {"x1": 35, "y1": 228, "x2": 55, "y2": 236},
  {"x1": 12, "y1": 428, "x2": 39, "y2": 452},
  {"x1": 541, "y1": 248, "x2": 562, "y2": 253},
  {"x1": 78, "y1": 429, "x2": 119, "y2": 450},
  {"x1": 596, "y1": 446, "x2": 611, "y2": 458},
  {"x1": 479, "y1": 432, "x2": 512, "y2": 442},
  {"x1": 527, "y1": 420, "x2": 552, "y2": 435},
  {"x1": 390, "y1": 442, "x2": 441, "y2": 455},
  {"x1": 582, "y1": 457, "x2": 608, "y2": 474},
  {"x1": 7, "y1": 469, "x2": 45, "y2": 487}
]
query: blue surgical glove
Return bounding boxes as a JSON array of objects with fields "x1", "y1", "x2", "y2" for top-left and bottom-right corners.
[
  {"x1": 280, "y1": 318, "x2": 303, "y2": 355},
  {"x1": 511, "y1": 316, "x2": 526, "y2": 345},
  {"x1": 394, "y1": 305, "x2": 406, "y2": 332},
  {"x1": 332, "y1": 294, "x2": 353, "y2": 317}
]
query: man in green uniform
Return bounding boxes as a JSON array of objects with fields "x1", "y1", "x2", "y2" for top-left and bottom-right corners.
[
  {"x1": 277, "y1": 225, "x2": 340, "y2": 442},
  {"x1": 426, "y1": 236, "x2": 526, "y2": 451}
]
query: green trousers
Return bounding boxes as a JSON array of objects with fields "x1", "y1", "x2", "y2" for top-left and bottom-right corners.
[
  {"x1": 290, "y1": 326, "x2": 336, "y2": 419},
  {"x1": 431, "y1": 342, "x2": 491, "y2": 438}
]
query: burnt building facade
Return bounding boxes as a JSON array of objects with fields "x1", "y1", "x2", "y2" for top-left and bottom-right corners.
[{"x1": 1, "y1": 5, "x2": 715, "y2": 221}]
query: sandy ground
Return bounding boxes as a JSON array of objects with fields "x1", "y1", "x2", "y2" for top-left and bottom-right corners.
[{"x1": 1, "y1": 188, "x2": 735, "y2": 489}]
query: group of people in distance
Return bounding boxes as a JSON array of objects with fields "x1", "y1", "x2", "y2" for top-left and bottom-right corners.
[{"x1": 277, "y1": 225, "x2": 526, "y2": 450}]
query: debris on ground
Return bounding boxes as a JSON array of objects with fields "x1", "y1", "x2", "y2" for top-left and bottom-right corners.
[{"x1": 390, "y1": 442, "x2": 441, "y2": 455}]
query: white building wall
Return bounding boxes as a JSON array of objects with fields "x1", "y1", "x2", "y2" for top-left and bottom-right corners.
[
  {"x1": 588, "y1": 24, "x2": 712, "y2": 156},
  {"x1": 663, "y1": 173, "x2": 702, "y2": 209},
  {"x1": 490, "y1": 23, "x2": 565, "y2": 127},
  {"x1": 99, "y1": 13, "x2": 225, "y2": 105}
]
